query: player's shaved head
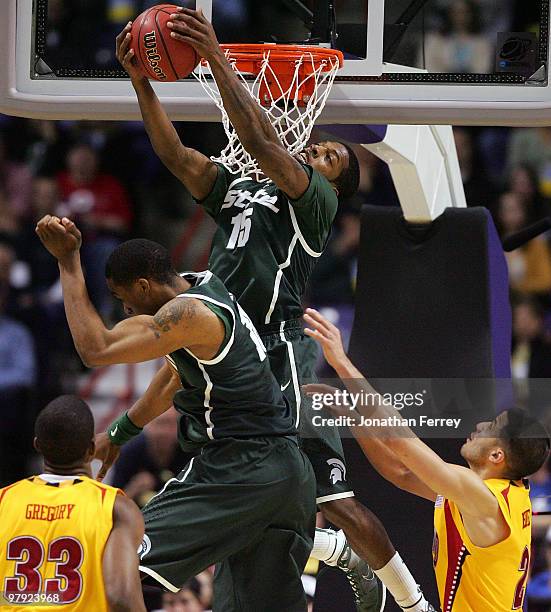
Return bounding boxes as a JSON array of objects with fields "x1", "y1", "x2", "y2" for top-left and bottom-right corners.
[
  {"x1": 105, "y1": 239, "x2": 179, "y2": 287},
  {"x1": 35, "y1": 395, "x2": 95, "y2": 467}
]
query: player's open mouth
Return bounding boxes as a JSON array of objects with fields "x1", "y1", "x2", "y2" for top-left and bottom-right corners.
[{"x1": 295, "y1": 150, "x2": 309, "y2": 164}]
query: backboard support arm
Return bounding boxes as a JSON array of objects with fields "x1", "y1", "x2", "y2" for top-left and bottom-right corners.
[{"x1": 383, "y1": 0, "x2": 431, "y2": 62}]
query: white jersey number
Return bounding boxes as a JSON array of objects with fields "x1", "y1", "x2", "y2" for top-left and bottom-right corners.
[{"x1": 227, "y1": 208, "x2": 253, "y2": 249}]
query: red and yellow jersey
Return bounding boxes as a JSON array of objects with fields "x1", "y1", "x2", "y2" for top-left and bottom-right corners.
[
  {"x1": 0, "y1": 475, "x2": 121, "y2": 611},
  {"x1": 433, "y1": 478, "x2": 532, "y2": 612}
]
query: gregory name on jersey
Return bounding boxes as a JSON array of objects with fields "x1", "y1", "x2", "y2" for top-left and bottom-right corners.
[{"x1": 25, "y1": 502, "x2": 76, "y2": 521}]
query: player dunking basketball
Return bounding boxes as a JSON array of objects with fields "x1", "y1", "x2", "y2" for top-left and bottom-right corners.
[
  {"x1": 115, "y1": 8, "x2": 434, "y2": 612},
  {"x1": 303, "y1": 306, "x2": 551, "y2": 612},
  {"x1": 0, "y1": 395, "x2": 146, "y2": 612}
]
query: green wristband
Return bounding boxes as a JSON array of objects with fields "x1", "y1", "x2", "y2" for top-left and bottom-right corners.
[{"x1": 107, "y1": 412, "x2": 143, "y2": 446}]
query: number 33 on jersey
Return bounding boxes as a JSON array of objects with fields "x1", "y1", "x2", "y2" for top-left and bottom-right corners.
[{"x1": 0, "y1": 475, "x2": 120, "y2": 611}]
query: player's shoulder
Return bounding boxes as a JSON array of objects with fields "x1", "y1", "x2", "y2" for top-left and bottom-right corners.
[
  {"x1": 0, "y1": 477, "x2": 32, "y2": 502},
  {"x1": 78, "y1": 476, "x2": 123, "y2": 498},
  {"x1": 112, "y1": 490, "x2": 144, "y2": 528}
]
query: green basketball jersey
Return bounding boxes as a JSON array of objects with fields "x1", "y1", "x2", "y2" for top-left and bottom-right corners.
[
  {"x1": 165, "y1": 271, "x2": 294, "y2": 451},
  {"x1": 197, "y1": 163, "x2": 338, "y2": 328}
]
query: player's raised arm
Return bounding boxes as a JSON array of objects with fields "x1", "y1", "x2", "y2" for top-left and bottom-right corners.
[
  {"x1": 304, "y1": 383, "x2": 437, "y2": 501},
  {"x1": 116, "y1": 22, "x2": 218, "y2": 200},
  {"x1": 167, "y1": 8, "x2": 311, "y2": 199},
  {"x1": 303, "y1": 308, "x2": 499, "y2": 518},
  {"x1": 35, "y1": 216, "x2": 225, "y2": 367},
  {"x1": 103, "y1": 494, "x2": 147, "y2": 612}
]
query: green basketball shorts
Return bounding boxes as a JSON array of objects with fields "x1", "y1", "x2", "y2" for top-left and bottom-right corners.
[{"x1": 259, "y1": 318, "x2": 355, "y2": 505}]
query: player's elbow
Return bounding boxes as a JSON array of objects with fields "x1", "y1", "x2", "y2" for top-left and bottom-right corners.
[
  {"x1": 104, "y1": 574, "x2": 143, "y2": 612},
  {"x1": 78, "y1": 332, "x2": 114, "y2": 368},
  {"x1": 393, "y1": 467, "x2": 420, "y2": 492},
  {"x1": 106, "y1": 592, "x2": 140, "y2": 612},
  {"x1": 379, "y1": 463, "x2": 416, "y2": 491},
  {"x1": 79, "y1": 347, "x2": 110, "y2": 368},
  {"x1": 106, "y1": 597, "x2": 133, "y2": 612}
]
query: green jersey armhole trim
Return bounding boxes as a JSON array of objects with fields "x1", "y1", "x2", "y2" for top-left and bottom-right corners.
[
  {"x1": 176, "y1": 294, "x2": 236, "y2": 366},
  {"x1": 286, "y1": 163, "x2": 314, "y2": 209},
  {"x1": 288, "y1": 204, "x2": 323, "y2": 258},
  {"x1": 165, "y1": 354, "x2": 178, "y2": 371}
]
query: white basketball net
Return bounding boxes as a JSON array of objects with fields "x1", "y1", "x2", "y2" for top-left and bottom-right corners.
[{"x1": 194, "y1": 47, "x2": 341, "y2": 182}]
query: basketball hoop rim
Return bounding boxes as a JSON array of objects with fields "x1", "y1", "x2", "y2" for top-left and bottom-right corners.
[{"x1": 214, "y1": 43, "x2": 344, "y2": 73}]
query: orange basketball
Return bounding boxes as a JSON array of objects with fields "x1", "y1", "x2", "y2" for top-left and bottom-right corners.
[{"x1": 131, "y1": 4, "x2": 199, "y2": 81}]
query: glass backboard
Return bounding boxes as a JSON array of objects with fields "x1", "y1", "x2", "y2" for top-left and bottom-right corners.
[{"x1": 1, "y1": 0, "x2": 550, "y2": 125}]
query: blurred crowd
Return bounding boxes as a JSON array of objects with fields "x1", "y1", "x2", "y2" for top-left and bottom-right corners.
[{"x1": 1, "y1": 0, "x2": 551, "y2": 609}]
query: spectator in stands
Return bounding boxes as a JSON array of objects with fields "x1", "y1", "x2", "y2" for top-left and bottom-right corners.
[
  {"x1": 10, "y1": 177, "x2": 71, "y2": 398},
  {"x1": 508, "y1": 163, "x2": 549, "y2": 220},
  {"x1": 161, "y1": 578, "x2": 205, "y2": 612},
  {"x1": 57, "y1": 143, "x2": 133, "y2": 315},
  {"x1": 498, "y1": 192, "x2": 551, "y2": 296},
  {"x1": 0, "y1": 133, "x2": 32, "y2": 222},
  {"x1": 506, "y1": 128, "x2": 551, "y2": 200},
  {"x1": 528, "y1": 526, "x2": 551, "y2": 606},
  {"x1": 512, "y1": 298, "x2": 551, "y2": 378},
  {"x1": 110, "y1": 407, "x2": 192, "y2": 507},
  {"x1": 25, "y1": 120, "x2": 69, "y2": 177},
  {"x1": 16, "y1": 176, "x2": 65, "y2": 298},
  {"x1": 195, "y1": 570, "x2": 213, "y2": 611},
  {"x1": 0, "y1": 187, "x2": 19, "y2": 237},
  {"x1": 0, "y1": 244, "x2": 36, "y2": 486},
  {"x1": 307, "y1": 205, "x2": 360, "y2": 306},
  {"x1": 531, "y1": 459, "x2": 551, "y2": 517},
  {"x1": 454, "y1": 127, "x2": 497, "y2": 210},
  {"x1": 422, "y1": 0, "x2": 492, "y2": 74}
]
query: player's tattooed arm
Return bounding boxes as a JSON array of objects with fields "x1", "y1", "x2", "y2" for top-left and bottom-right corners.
[
  {"x1": 79, "y1": 297, "x2": 225, "y2": 367},
  {"x1": 146, "y1": 298, "x2": 194, "y2": 338}
]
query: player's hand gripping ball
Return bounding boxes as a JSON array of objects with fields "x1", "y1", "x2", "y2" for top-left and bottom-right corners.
[{"x1": 126, "y1": 4, "x2": 200, "y2": 81}]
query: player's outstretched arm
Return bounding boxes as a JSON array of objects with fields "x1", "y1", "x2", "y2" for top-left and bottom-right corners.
[
  {"x1": 168, "y1": 9, "x2": 310, "y2": 199},
  {"x1": 103, "y1": 494, "x2": 146, "y2": 612},
  {"x1": 304, "y1": 308, "x2": 499, "y2": 517},
  {"x1": 36, "y1": 215, "x2": 225, "y2": 367},
  {"x1": 116, "y1": 23, "x2": 218, "y2": 200},
  {"x1": 304, "y1": 383, "x2": 436, "y2": 501}
]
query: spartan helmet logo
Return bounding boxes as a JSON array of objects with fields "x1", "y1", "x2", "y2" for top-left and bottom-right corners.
[
  {"x1": 138, "y1": 534, "x2": 152, "y2": 560},
  {"x1": 327, "y1": 458, "x2": 347, "y2": 484}
]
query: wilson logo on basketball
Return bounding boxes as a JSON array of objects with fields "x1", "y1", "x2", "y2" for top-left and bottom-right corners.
[{"x1": 143, "y1": 31, "x2": 167, "y2": 80}]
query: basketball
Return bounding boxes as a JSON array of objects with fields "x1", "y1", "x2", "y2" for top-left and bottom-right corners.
[{"x1": 131, "y1": 4, "x2": 199, "y2": 81}]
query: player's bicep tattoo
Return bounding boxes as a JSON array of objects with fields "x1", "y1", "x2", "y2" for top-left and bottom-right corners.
[{"x1": 148, "y1": 299, "x2": 197, "y2": 340}]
